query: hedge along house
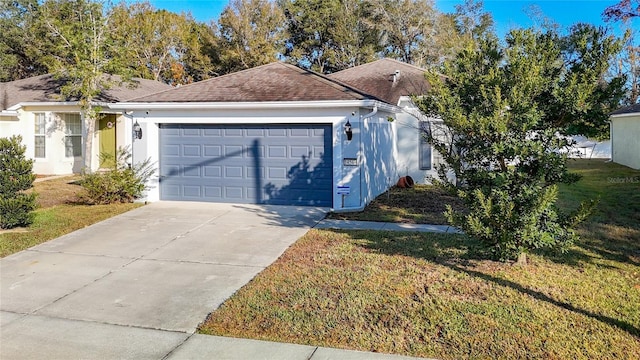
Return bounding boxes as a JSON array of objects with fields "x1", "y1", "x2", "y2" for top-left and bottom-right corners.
[
  {"x1": 0, "y1": 74, "x2": 171, "y2": 174},
  {"x1": 610, "y1": 103, "x2": 640, "y2": 170},
  {"x1": 112, "y1": 62, "x2": 407, "y2": 210}
]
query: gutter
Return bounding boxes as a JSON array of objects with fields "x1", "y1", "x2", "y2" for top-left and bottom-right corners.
[
  {"x1": 609, "y1": 112, "x2": 640, "y2": 119},
  {"x1": 110, "y1": 100, "x2": 400, "y2": 113},
  {"x1": 0, "y1": 110, "x2": 18, "y2": 117}
]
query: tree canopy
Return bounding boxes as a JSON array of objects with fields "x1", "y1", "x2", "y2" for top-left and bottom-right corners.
[{"x1": 417, "y1": 26, "x2": 623, "y2": 262}]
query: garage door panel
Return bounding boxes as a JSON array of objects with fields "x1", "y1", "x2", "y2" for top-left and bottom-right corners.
[
  {"x1": 290, "y1": 145, "x2": 311, "y2": 158},
  {"x1": 182, "y1": 128, "x2": 200, "y2": 136},
  {"x1": 160, "y1": 124, "x2": 332, "y2": 206},
  {"x1": 268, "y1": 128, "x2": 287, "y2": 137},
  {"x1": 224, "y1": 128, "x2": 243, "y2": 137},
  {"x1": 203, "y1": 145, "x2": 221, "y2": 157},
  {"x1": 225, "y1": 145, "x2": 244, "y2": 157},
  {"x1": 204, "y1": 166, "x2": 222, "y2": 178},
  {"x1": 183, "y1": 145, "x2": 201, "y2": 157},
  {"x1": 203, "y1": 128, "x2": 222, "y2": 136},
  {"x1": 204, "y1": 187, "x2": 222, "y2": 198},
  {"x1": 268, "y1": 146, "x2": 287, "y2": 158}
]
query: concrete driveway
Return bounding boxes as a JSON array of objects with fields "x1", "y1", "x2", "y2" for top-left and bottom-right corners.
[{"x1": 0, "y1": 202, "x2": 328, "y2": 359}]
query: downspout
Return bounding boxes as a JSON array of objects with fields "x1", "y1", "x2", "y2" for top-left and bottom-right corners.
[
  {"x1": 607, "y1": 119, "x2": 613, "y2": 163},
  {"x1": 333, "y1": 106, "x2": 378, "y2": 213}
]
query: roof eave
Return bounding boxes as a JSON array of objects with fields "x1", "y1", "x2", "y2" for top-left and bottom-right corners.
[
  {"x1": 110, "y1": 100, "x2": 401, "y2": 113},
  {"x1": 610, "y1": 112, "x2": 640, "y2": 118},
  {"x1": 0, "y1": 110, "x2": 18, "y2": 117}
]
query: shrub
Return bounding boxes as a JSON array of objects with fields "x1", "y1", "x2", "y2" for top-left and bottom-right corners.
[
  {"x1": 79, "y1": 147, "x2": 154, "y2": 204},
  {"x1": 0, "y1": 136, "x2": 37, "y2": 229}
]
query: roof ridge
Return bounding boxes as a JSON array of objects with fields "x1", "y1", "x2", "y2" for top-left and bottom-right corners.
[
  {"x1": 377, "y1": 58, "x2": 428, "y2": 72},
  {"x1": 287, "y1": 63, "x2": 385, "y2": 102}
]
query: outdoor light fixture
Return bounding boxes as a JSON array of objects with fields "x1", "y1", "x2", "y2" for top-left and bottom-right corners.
[
  {"x1": 133, "y1": 120, "x2": 142, "y2": 140},
  {"x1": 344, "y1": 120, "x2": 353, "y2": 141}
]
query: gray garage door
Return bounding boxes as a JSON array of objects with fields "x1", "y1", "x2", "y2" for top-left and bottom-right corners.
[{"x1": 159, "y1": 124, "x2": 333, "y2": 206}]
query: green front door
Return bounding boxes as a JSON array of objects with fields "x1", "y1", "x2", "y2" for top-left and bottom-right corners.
[{"x1": 99, "y1": 115, "x2": 117, "y2": 169}]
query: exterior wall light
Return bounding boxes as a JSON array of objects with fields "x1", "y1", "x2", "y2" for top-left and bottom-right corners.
[
  {"x1": 133, "y1": 120, "x2": 143, "y2": 140},
  {"x1": 344, "y1": 120, "x2": 353, "y2": 141}
]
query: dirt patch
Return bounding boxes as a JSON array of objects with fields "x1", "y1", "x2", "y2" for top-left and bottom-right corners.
[
  {"x1": 27, "y1": 175, "x2": 83, "y2": 209},
  {"x1": 328, "y1": 184, "x2": 465, "y2": 224}
]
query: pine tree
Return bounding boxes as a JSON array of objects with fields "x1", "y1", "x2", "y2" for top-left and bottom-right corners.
[{"x1": 0, "y1": 136, "x2": 37, "y2": 229}]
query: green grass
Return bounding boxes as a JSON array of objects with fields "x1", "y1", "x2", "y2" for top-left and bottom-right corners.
[
  {"x1": 0, "y1": 203, "x2": 141, "y2": 257},
  {"x1": 199, "y1": 159, "x2": 640, "y2": 359},
  {"x1": 1, "y1": 175, "x2": 142, "y2": 257}
]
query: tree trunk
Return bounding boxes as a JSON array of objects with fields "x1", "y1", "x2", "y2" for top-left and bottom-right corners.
[
  {"x1": 516, "y1": 252, "x2": 528, "y2": 266},
  {"x1": 83, "y1": 103, "x2": 96, "y2": 172}
]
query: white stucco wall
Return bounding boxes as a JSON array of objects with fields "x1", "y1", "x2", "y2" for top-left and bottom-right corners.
[
  {"x1": 124, "y1": 104, "x2": 398, "y2": 210},
  {"x1": 611, "y1": 113, "x2": 640, "y2": 170},
  {"x1": 393, "y1": 97, "x2": 442, "y2": 184},
  {"x1": 0, "y1": 105, "x2": 127, "y2": 175}
]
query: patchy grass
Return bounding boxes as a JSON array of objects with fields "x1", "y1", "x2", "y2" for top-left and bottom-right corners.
[
  {"x1": 199, "y1": 159, "x2": 640, "y2": 359},
  {"x1": 28, "y1": 175, "x2": 84, "y2": 208},
  {"x1": 0, "y1": 176, "x2": 141, "y2": 257},
  {"x1": 327, "y1": 184, "x2": 464, "y2": 225}
]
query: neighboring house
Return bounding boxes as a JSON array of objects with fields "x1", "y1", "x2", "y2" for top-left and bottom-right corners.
[
  {"x1": 0, "y1": 74, "x2": 171, "y2": 174},
  {"x1": 610, "y1": 103, "x2": 640, "y2": 170}
]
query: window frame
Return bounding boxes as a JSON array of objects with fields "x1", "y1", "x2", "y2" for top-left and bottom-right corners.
[
  {"x1": 34, "y1": 113, "x2": 46, "y2": 158},
  {"x1": 419, "y1": 121, "x2": 432, "y2": 170},
  {"x1": 61, "y1": 113, "x2": 83, "y2": 158}
]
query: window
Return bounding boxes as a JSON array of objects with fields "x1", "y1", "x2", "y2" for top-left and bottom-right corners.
[
  {"x1": 34, "y1": 113, "x2": 46, "y2": 158},
  {"x1": 419, "y1": 121, "x2": 432, "y2": 170},
  {"x1": 62, "y1": 113, "x2": 82, "y2": 157}
]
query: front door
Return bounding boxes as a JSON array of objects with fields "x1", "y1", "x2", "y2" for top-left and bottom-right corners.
[{"x1": 99, "y1": 115, "x2": 117, "y2": 169}]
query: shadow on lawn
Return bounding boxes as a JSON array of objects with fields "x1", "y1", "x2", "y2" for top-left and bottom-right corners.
[
  {"x1": 350, "y1": 230, "x2": 640, "y2": 339},
  {"x1": 540, "y1": 222, "x2": 640, "y2": 269}
]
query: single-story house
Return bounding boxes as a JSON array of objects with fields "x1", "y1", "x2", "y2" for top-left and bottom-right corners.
[
  {"x1": 0, "y1": 74, "x2": 171, "y2": 174},
  {"x1": 610, "y1": 103, "x2": 640, "y2": 169},
  {"x1": 112, "y1": 59, "x2": 438, "y2": 210}
]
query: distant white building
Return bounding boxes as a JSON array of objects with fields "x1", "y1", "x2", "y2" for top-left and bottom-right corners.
[{"x1": 609, "y1": 103, "x2": 640, "y2": 169}]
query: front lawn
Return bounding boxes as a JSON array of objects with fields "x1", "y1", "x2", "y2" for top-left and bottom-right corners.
[
  {"x1": 199, "y1": 159, "x2": 640, "y2": 359},
  {"x1": 327, "y1": 183, "x2": 464, "y2": 225},
  {"x1": 0, "y1": 176, "x2": 140, "y2": 257}
]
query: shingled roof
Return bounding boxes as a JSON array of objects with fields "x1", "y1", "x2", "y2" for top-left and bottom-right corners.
[
  {"x1": 610, "y1": 102, "x2": 640, "y2": 115},
  {"x1": 1, "y1": 74, "x2": 172, "y2": 110},
  {"x1": 327, "y1": 58, "x2": 431, "y2": 105},
  {"x1": 128, "y1": 62, "x2": 380, "y2": 103}
]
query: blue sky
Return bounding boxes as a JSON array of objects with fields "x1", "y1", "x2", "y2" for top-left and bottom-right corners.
[{"x1": 149, "y1": 0, "x2": 629, "y2": 36}]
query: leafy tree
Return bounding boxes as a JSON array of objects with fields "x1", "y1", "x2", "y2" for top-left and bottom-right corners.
[
  {"x1": 613, "y1": 29, "x2": 640, "y2": 105},
  {"x1": 425, "y1": 0, "x2": 495, "y2": 69},
  {"x1": 281, "y1": 0, "x2": 380, "y2": 73},
  {"x1": 0, "y1": 136, "x2": 37, "y2": 229},
  {"x1": 368, "y1": 0, "x2": 438, "y2": 67},
  {"x1": 603, "y1": 0, "x2": 640, "y2": 21},
  {"x1": 0, "y1": 0, "x2": 47, "y2": 81},
  {"x1": 604, "y1": 2, "x2": 640, "y2": 105},
  {"x1": 453, "y1": 0, "x2": 495, "y2": 42},
  {"x1": 33, "y1": 0, "x2": 131, "y2": 171},
  {"x1": 544, "y1": 24, "x2": 626, "y2": 139},
  {"x1": 110, "y1": 1, "x2": 216, "y2": 84},
  {"x1": 416, "y1": 27, "x2": 622, "y2": 263},
  {"x1": 215, "y1": 0, "x2": 285, "y2": 74}
]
